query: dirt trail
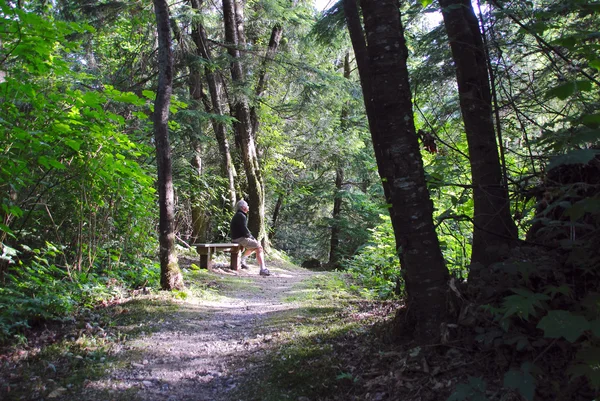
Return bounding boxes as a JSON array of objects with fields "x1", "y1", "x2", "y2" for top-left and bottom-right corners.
[{"x1": 83, "y1": 262, "x2": 316, "y2": 401}]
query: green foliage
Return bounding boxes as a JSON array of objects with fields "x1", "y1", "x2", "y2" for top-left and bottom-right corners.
[
  {"x1": 501, "y1": 288, "x2": 550, "y2": 321},
  {"x1": 345, "y1": 215, "x2": 402, "y2": 299},
  {"x1": 537, "y1": 310, "x2": 590, "y2": 343},
  {"x1": 503, "y1": 362, "x2": 536, "y2": 401},
  {"x1": 0, "y1": 244, "x2": 159, "y2": 343},
  {"x1": 1, "y1": 1, "x2": 157, "y2": 273}
]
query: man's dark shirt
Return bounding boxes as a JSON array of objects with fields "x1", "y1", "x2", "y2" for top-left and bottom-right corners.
[{"x1": 230, "y1": 210, "x2": 252, "y2": 239}]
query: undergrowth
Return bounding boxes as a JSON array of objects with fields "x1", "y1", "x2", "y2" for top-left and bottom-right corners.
[{"x1": 0, "y1": 243, "x2": 160, "y2": 344}]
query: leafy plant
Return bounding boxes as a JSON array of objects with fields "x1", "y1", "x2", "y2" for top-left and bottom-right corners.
[{"x1": 345, "y1": 215, "x2": 402, "y2": 299}]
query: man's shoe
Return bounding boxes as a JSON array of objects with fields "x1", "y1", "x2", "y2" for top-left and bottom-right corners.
[
  {"x1": 241, "y1": 262, "x2": 250, "y2": 269},
  {"x1": 259, "y1": 268, "x2": 271, "y2": 276}
]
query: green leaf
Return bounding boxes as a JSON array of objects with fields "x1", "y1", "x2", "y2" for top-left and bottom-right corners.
[
  {"x1": 546, "y1": 80, "x2": 594, "y2": 100},
  {"x1": 537, "y1": 310, "x2": 590, "y2": 342},
  {"x1": 590, "y1": 59, "x2": 600, "y2": 71},
  {"x1": 502, "y1": 288, "x2": 549, "y2": 320},
  {"x1": 37, "y1": 155, "x2": 50, "y2": 169},
  {"x1": 420, "y1": 0, "x2": 433, "y2": 6},
  {"x1": 543, "y1": 284, "x2": 571, "y2": 298},
  {"x1": 565, "y1": 198, "x2": 600, "y2": 221},
  {"x1": 64, "y1": 139, "x2": 82, "y2": 151},
  {"x1": 142, "y1": 90, "x2": 156, "y2": 99},
  {"x1": 582, "y1": 113, "x2": 600, "y2": 127},
  {"x1": 0, "y1": 224, "x2": 16, "y2": 239},
  {"x1": 547, "y1": 149, "x2": 599, "y2": 171},
  {"x1": 48, "y1": 158, "x2": 65, "y2": 170},
  {"x1": 54, "y1": 122, "x2": 71, "y2": 133},
  {"x1": 547, "y1": 82, "x2": 576, "y2": 99},
  {"x1": 504, "y1": 363, "x2": 536, "y2": 401}
]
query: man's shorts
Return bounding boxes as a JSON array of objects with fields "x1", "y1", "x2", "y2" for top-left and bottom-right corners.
[{"x1": 232, "y1": 237, "x2": 261, "y2": 250}]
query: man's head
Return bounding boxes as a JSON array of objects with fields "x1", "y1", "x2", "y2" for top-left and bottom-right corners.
[{"x1": 236, "y1": 200, "x2": 249, "y2": 212}]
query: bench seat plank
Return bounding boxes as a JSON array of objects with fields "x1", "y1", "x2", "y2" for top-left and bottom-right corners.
[{"x1": 192, "y1": 243, "x2": 242, "y2": 270}]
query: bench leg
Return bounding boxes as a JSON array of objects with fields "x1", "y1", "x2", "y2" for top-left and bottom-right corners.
[
  {"x1": 230, "y1": 246, "x2": 241, "y2": 271},
  {"x1": 198, "y1": 248, "x2": 212, "y2": 269}
]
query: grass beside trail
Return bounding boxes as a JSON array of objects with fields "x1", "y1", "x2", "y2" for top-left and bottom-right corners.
[{"x1": 230, "y1": 272, "x2": 396, "y2": 401}]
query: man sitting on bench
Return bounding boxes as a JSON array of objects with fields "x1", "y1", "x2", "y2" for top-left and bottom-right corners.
[{"x1": 230, "y1": 200, "x2": 270, "y2": 276}]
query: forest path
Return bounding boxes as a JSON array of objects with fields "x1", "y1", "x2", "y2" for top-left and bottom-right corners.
[{"x1": 85, "y1": 259, "x2": 318, "y2": 401}]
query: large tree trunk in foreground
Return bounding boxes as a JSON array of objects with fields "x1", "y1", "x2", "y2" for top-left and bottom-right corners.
[
  {"x1": 223, "y1": 0, "x2": 268, "y2": 244},
  {"x1": 438, "y1": 0, "x2": 518, "y2": 268},
  {"x1": 153, "y1": 0, "x2": 183, "y2": 290},
  {"x1": 344, "y1": 0, "x2": 449, "y2": 340}
]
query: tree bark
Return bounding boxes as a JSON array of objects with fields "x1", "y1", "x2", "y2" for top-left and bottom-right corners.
[
  {"x1": 250, "y1": 23, "x2": 283, "y2": 139},
  {"x1": 328, "y1": 166, "x2": 344, "y2": 267},
  {"x1": 344, "y1": 0, "x2": 449, "y2": 340},
  {"x1": 438, "y1": 0, "x2": 518, "y2": 267},
  {"x1": 189, "y1": 138, "x2": 209, "y2": 243},
  {"x1": 190, "y1": 0, "x2": 237, "y2": 211},
  {"x1": 153, "y1": 0, "x2": 183, "y2": 290},
  {"x1": 270, "y1": 192, "x2": 284, "y2": 239},
  {"x1": 222, "y1": 0, "x2": 268, "y2": 244}
]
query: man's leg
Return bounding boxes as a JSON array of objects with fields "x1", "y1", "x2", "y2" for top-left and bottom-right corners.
[
  {"x1": 241, "y1": 248, "x2": 253, "y2": 268},
  {"x1": 234, "y1": 237, "x2": 269, "y2": 275},
  {"x1": 256, "y1": 248, "x2": 265, "y2": 270}
]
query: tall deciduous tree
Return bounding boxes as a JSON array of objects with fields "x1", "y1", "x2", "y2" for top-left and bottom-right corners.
[
  {"x1": 189, "y1": 0, "x2": 237, "y2": 211},
  {"x1": 222, "y1": 0, "x2": 268, "y2": 243},
  {"x1": 438, "y1": 0, "x2": 518, "y2": 268},
  {"x1": 343, "y1": 0, "x2": 449, "y2": 339},
  {"x1": 153, "y1": 0, "x2": 183, "y2": 290}
]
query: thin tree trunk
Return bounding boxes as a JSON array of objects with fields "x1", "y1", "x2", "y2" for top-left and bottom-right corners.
[
  {"x1": 153, "y1": 0, "x2": 183, "y2": 290},
  {"x1": 328, "y1": 51, "x2": 351, "y2": 268},
  {"x1": 190, "y1": 0, "x2": 237, "y2": 211},
  {"x1": 438, "y1": 0, "x2": 518, "y2": 268},
  {"x1": 190, "y1": 139, "x2": 209, "y2": 243},
  {"x1": 344, "y1": 0, "x2": 449, "y2": 340},
  {"x1": 270, "y1": 192, "x2": 284, "y2": 239},
  {"x1": 223, "y1": 0, "x2": 268, "y2": 244},
  {"x1": 187, "y1": 37, "x2": 210, "y2": 244},
  {"x1": 328, "y1": 166, "x2": 344, "y2": 267}
]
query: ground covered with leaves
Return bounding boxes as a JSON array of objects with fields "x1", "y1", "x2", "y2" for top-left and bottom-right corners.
[{"x1": 0, "y1": 252, "x2": 595, "y2": 401}]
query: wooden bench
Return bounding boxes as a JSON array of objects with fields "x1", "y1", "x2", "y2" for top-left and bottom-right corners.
[{"x1": 193, "y1": 243, "x2": 243, "y2": 270}]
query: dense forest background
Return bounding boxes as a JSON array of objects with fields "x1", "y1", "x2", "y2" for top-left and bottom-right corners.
[{"x1": 1, "y1": 0, "x2": 599, "y2": 399}]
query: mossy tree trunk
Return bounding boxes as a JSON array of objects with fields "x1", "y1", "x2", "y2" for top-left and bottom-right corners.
[{"x1": 153, "y1": 0, "x2": 183, "y2": 290}]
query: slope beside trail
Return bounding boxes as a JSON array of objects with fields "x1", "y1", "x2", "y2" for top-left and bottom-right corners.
[{"x1": 87, "y1": 260, "x2": 317, "y2": 401}]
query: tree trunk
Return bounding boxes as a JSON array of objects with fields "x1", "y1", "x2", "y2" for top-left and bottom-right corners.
[
  {"x1": 328, "y1": 51, "x2": 351, "y2": 268},
  {"x1": 328, "y1": 166, "x2": 344, "y2": 267},
  {"x1": 270, "y1": 192, "x2": 284, "y2": 239},
  {"x1": 190, "y1": 0, "x2": 237, "y2": 211},
  {"x1": 438, "y1": 0, "x2": 518, "y2": 268},
  {"x1": 222, "y1": 0, "x2": 268, "y2": 244},
  {"x1": 190, "y1": 140, "x2": 209, "y2": 243},
  {"x1": 250, "y1": 23, "x2": 283, "y2": 139},
  {"x1": 344, "y1": 0, "x2": 449, "y2": 340},
  {"x1": 153, "y1": 0, "x2": 183, "y2": 290}
]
